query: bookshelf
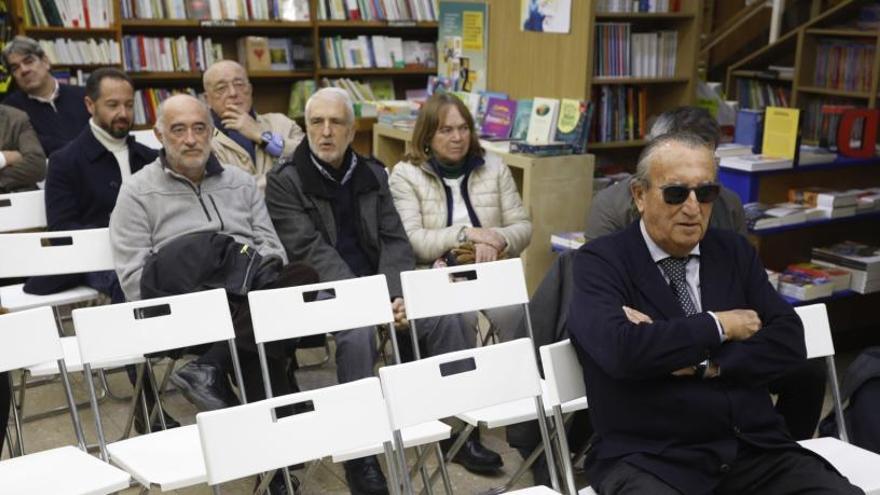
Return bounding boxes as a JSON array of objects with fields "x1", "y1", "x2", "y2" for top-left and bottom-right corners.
[
  {"x1": 372, "y1": 123, "x2": 595, "y2": 293},
  {"x1": 9, "y1": 0, "x2": 439, "y2": 126},
  {"x1": 485, "y1": 0, "x2": 700, "y2": 170}
]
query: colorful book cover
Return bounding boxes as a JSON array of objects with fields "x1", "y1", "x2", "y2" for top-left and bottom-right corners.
[
  {"x1": 734, "y1": 109, "x2": 764, "y2": 149},
  {"x1": 438, "y1": 1, "x2": 488, "y2": 92},
  {"x1": 476, "y1": 90, "x2": 507, "y2": 130},
  {"x1": 555, "y1": 98, "x2": 592, "y2": 154},
  {"x1": 480, "y1": 98, "x2": 517, "y2": 139},
  {"x1": 526, "y1": 97, "x2": 560, "y2": 145},
  {"x1": 511, "y1": 99, "x2": 533, "y2": 140},
  {"x1": 762, "y1": 106, "x2": 800, "y2": 160}
]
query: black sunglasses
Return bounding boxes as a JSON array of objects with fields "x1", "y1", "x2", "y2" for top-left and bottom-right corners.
[{"x1": 658, "y1": 183, "x2": 721, "y2": 205}]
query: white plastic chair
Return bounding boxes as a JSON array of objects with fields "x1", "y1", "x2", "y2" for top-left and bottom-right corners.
[
  {"x1": 131, "y1": 129, "x2": 162, "y2": 150},
  {"x1": 0, "y1": 306, "x2": 131, "y2": 495},
  {"x1": 248, "y1": 274, "x2": 450, "y2": 494},
  {"x1": 400, "y1": 258, "x2": 563, "y2": 491},
  {"x1": 379, "y1": 338, "x2": 560, "y2": 494},
  {"x1": 0, "y1": 190, "x2": 46, "y2": 232},
  {"x1": 197, "y1": 377, "x2": 394, "y2": 494},
  {"x1": 795, "y1": 303, "x2": 880, "y2": 494},
  {"x1": 74, "y1": 288, "x2": 246, "y2": 492}
]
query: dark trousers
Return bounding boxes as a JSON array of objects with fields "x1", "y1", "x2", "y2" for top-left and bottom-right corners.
[
  {"x1": 0, "y1": 371, "x2": 9, "y2": 451},
  {"x1": 770, "y1": 358, "x2": 827, "y2": 440},
  {"x1": 598, "y1": 445, "x2": 864, "y2": 495}
]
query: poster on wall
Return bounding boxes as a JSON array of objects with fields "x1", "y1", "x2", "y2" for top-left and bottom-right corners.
[
  {"x1": 438, "y1": 1, "x2": 488, "y2": 93},
  {"x1": 521, "y1": 0, "x2": 571, "y2": 33}
]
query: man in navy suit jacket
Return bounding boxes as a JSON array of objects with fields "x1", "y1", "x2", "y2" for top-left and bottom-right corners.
[{"x1": 568, "y1": 131, "x2": 861, "y2": 494}]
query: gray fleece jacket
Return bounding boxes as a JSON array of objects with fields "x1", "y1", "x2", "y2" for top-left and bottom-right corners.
[{"x1": 109, "y1": 153, "x2": 287, "y2": 301}]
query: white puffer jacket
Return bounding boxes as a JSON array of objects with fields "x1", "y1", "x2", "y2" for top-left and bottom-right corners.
[{"x1": 389, "y1": 157, "x2": 532, "y2": 265}]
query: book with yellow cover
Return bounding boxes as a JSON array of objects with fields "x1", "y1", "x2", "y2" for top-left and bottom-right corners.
[{"x1": 762, "y1": 106, "x2": 800, "y2": 159}]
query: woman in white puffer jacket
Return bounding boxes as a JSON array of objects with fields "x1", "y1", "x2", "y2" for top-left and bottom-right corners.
[{"x1": 388, "y1": 92, "x2": 532, "y2": 342}]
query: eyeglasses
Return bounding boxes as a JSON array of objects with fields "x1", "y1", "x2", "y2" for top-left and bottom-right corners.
[
  {"x1": 210, "y1": 79, "x2": 250, "y2": 97},
  {"x1": 168, "y1": 123, "x2": 210, "y2": 138},
  {"x1": 659, "y1": 183, "x2": 721, "y2": 205}
]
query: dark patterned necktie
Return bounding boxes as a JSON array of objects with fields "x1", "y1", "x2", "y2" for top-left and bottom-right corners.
[{"x1": 658, "y1": 256, "x2": 698, "y2": 316}]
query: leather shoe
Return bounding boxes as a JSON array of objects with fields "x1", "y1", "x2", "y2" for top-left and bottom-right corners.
[
  {"x1": 133, "y1": 409, "x2": 180, "y2": 435},
  {"x1": 443, "y1": 436, "x2": 504, "y2": 474},
  {"x1": 169, "y1": 361, "x2": 238, "y2": 411},
  {"x1": 344, "y1": 456, "x2": 389, "y2": 495}
]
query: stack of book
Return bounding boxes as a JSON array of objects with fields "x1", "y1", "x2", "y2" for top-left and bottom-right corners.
[
  {"x1": 812, "y1": 241, "x2": 880, "y2": 294},
  {"x1": 786, "y1": 262, "x2": 852, "y2": 292},
  {"x1": 24, "y1": 0, "x2": 114, "y2": 27},
  {"x1": 318, "y1": 0, "x2": 436, "y2": 21},
  {"x1": 122, "y1": 0, "x2": 309, "y2": 21},
  {"x1": 319, "y1": 36, "x2": 435, "y2": 70},
  {"x1": 550, "y1": 231, "x2": 586, "y2": 251},
  {"x1": 133, "y1": 87, "x2": 198, "y2": 126},
  {"x1": 788, "y1": 187, "x2": 858, "y2": 219},
  {"x1": 38, "y1": 38, "x2": 121, "y2": 66},
  {"x1": 744, "y1": 202, "x2": 823, "y2": 230},
  {"x1": 719, "y1": 154, "x2": 792, "y2": 172},
  {"x1": 590, "y1": 85, "x2": 647, "y2": 143},
  {"x1": 777, "y1": 272, "x2": 834, "y2": 301}
]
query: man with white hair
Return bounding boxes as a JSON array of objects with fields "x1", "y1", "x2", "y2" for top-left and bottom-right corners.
[{"x1": 265, "y1": 88, "x2": 501, "y2": 495}]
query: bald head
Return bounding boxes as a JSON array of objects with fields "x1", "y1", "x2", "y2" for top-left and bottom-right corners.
[
  {"x1": 155, "y1": 94, "x2": 213, "y2": 184},
  {"x1": 203, "y1": 60, "x2": 253, "y2": 115}
]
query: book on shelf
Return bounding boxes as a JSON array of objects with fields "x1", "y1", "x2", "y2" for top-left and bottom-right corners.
[
  {"x1": 133, "y1": 87, "x2": 198, "y2": 126},
  {"x1": 788, "y1": 187, "x2": 859, "y2": 209},
  {"x1": 555, "y1": 99, "x2": 593, "y2": 154},
  {"x1": 551, "y1": 231, "x2": 585, "y2": 251},
  {"x1": 122, "y1": 0, "x2": 309, "y2": 21},
  {"x1": 123, "y1": 35, "x2": 221, "y2": 72},
  {"x1": 762, "y1": 106, "x2": 799, "y2": 160},
  {"x1": 510, "y1": 141, "x2": 575, "y2": 157},
  {"x1": 525, "y1": 97, "x2": 560, "y2": 145},
  {"x1": 812, "y1": 241, "x2": 880, "y2": 294},
  {"x1": 39, "y1": 38, "x2": 122, "y2": 66},
  {"x1": 814, "y1": 38, "x2": 875, "y2": 92},
  {"x1": 796, "y1": 145, "x2": 837, "y2": 165},
  {"x1": 719, "y1": 154, "x2": 792, "y2": 173},
  {"x1": 777, "y1": 272, "x2": 835, "y2": 301},
  {"x1": 287, "y1": 79, "x2": 317, "y2": 119},
  {"x1": 786, "y1": 262, "x2": 852, "y2": 292},
  {"x1": 510, "y1": 99, "x2": 533, "y2": 142},
  {"x1": 594, "y1": 23, "x2": 677, "y2": 78},
  {"x1": 735, "y1": 77, "x2": 791, "y2": 110},
  {"x1": 319, "y1": 35, "x2": 434, "y2": 70},
  {"x1": 25, "y1": 0, "x2": 113, "y2": 27},
  {"x1": 590, "y1": 85, "x2": 646, "y2": 143},
  {"x1": 714, "y1": 142, "x2": 752, "y2": 158},
  {"x1": 318, "y1": 0, "x2": 436, "y2": 21},
  {"x1": 767, "y1": 65, "x2": 794, "y2": 80},
  {"x1": 595, "y1": 0, "x2": 681, "y2": 13},
  {"x1": 744, "y1": 202, "x2": 809, "y2": 230},
  {"x1": 733, "y1": 108, "x2": 763, "y2": 149},
  {"x1": 452, "y1": 91, "x2": 480, "y2": 121},
  {"x1": 480, "y1": 98, "x2": 516, "y2": 140},
  {"x1": 268, "y1": 38, "x2": 295, "y2": 70},
  {"x1": 238, "y1": 36, "x2": 271, "y2": 71},
  {"x1": 474, "y1": 90, "x2": 508, "y2": 133}
]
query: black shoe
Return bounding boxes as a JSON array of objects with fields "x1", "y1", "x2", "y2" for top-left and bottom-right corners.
[
  {"x1": 133, "y1": 409, "x2": 180, "y2": 435},
  {"x1": 257, "y1": 469, "x2": 301, "y2": 495},
  {"x1": 344, "y1": 456, "x2": 389, "y2": 495},
  {"x1": 516, "y1": 446, "x2": 551, "y2": 487},
  {"x1": 443, "y1": 437, "x2": 504, "y2": 474},
  {"x1": 169, "y1": 361, "x2": 237, "y2": 411}
]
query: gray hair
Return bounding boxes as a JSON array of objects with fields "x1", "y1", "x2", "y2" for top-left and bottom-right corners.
[
  {"x1": 633, "y1": 131, "x2": 715, "y2": 187},
  {"x1": 155, "y1": 94, "x2": 213, "y2": 133},
  {"x1": 647, "y1": 106, "x2": 720, "y2": 148},
  {"x1": 1, "y1": 36, "x2": 46, "y2": 71},
  {"x1": 305, "y1": 87, "x2": 355, "y2": 124}
]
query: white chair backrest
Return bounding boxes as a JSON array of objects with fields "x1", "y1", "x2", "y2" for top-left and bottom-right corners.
[
  {"x1": 540, "y1": 339, "x2": 587, "y2": 407},
  {"x1": 795, "y1": 303, "x2": 835, "y2": 359},
  {"x1": 0, "y1": 190, "x2": 46, "y2": 232},
  {"x1": 0, "y1": 228, "x2": 114, "y2": 278},
  {"x1": 0, "y1": 306, "x2": 64, "y2": 373},
  {"x1": 248, "y1": 275, "x2": 395, "y2": 344},
  {"x1": 73, "y1": 289, "x2": 234, "y2": 366},
  {"x1": 130, "y1": 129, "x2": 162, "y2": 150},
  {"x1": 400, "y1": 258, "x2": 529, "y2": 320},
  {"x1": 379, "y1": 338, "x2": 542, "y2": 429},
  {"x1": 197, "y1": 377, "x2": 392, "y2": 485}
]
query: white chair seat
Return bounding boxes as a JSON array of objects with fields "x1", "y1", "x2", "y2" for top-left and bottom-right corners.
[
  {"x1": 331, "y1": 420, "x2": 451, "y2": 463},
  {"x1": 0, "y1": 445, "x2": 131, "y2": 495},
  {"x1": 579, "y1": 487, "x2": 598, "y2": 495},
  {"x1": 28, "y1": 336, "x2": 145, "y2": 377},
  {"x1": 107, "y1": 424, "x2": 205, "y2": 491},
  {"x1": 799, "y1": 437, "x2": 880, "y2": 494},
  {"x1": 509, "y1": 487, "x2": 560, "y2": 494},
  {"x1": 0, "y1": 283, "x2": 100, "y2": 312},
  {"x1": 458, "y1": 380, "x2": 588, "y2": 429}
]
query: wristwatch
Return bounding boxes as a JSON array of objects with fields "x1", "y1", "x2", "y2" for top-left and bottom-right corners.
[
  {"x1": 260, "y1": 131, "x2": 284, "y2": 158},
  {"x1": 457, "y1": 226, "x2": 468, "y2": 243}
]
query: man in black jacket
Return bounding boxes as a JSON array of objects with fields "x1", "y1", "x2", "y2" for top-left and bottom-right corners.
[{"x1": 265, "y1": 88, "x2": 502, "y2": 495}]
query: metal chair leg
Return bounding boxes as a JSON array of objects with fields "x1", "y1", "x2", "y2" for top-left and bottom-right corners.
[{"x1": 8, "y1": 372, "x2": 24, "y2": 456}]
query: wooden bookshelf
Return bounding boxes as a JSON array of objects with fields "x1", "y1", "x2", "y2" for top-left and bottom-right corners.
[
  {"x1": 10, "y1": 0, "x2": 438, "y2": 124},
  {"x1": 487, "y1": 0, "x2": 700, "y2": 169}
]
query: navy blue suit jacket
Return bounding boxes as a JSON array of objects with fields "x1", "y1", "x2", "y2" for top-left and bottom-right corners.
[
  {"x1": 567, "y1": 221, "x2": 806, "y2": 494},
  {"x1": 45, "y1": 125, "x2": 157, "y2": 231},
  {"x1": 3, "y1": 84, "x2": 90, "y2": 156}
]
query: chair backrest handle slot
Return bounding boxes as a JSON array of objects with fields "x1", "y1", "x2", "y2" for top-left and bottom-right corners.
[
  {"x1": 439, "y1": 357, "x2": 477, "y2": 376},
  {"x1": 133, "y1": 303, "x2": 172, "y2": 320},
  {"x1": 40, "y1": 236, "x2": 73, "y2": 247},
  {"x1": 0, "y1": 199, "x2": 10, "y2": 207},
  {"x1": 304, "y1": 288, "x2": 335, "y2": 303},
  {"x1": 272, "y1": 399, "x2": 315, "y2": 422},
  {"x1": 448, "y1": 269, "x2": 478, "y2": 283}
]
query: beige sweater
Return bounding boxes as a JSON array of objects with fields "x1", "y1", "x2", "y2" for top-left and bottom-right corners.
[
  {"x1": 389, "y1": 158, "x2": 532, "y2": 265},
  {"x1": 211, "y1": 112, "x2": 304, "y2": 191}
]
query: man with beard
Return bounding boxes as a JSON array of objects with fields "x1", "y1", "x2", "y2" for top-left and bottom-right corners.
[
  {"x1": 1, "y1": 36, "x2": 90, "y2": 156},
  {"x1": 37, "y1": 67, "x2": 157, "y2": 303}
]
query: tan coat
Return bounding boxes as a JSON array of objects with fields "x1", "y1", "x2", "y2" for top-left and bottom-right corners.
[
  {"x1": 389, "y1": 158, "x2": 532, "y2": 265},
  {"x1": 211, "y1": 112, "x2": 304, "y2": 190}
]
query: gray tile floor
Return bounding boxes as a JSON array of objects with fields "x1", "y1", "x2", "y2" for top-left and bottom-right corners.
[{"x1": 2, "y1": 322, "x2": 553, "y2": 494}]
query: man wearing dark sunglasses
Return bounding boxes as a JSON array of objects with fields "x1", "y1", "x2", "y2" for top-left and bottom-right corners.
[{"x1": 567, "y1": 131, "x2": 860, "y2": 494}]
